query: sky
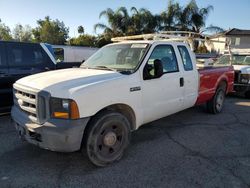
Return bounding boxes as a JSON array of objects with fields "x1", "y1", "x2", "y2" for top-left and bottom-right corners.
[{"x1": 0, "y1": 0, "x2": 250, "y2": 38}]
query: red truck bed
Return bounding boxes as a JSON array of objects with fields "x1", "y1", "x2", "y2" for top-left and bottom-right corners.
[{"x1": 196, "y1": 65, "x2": 234, "y2": 105}]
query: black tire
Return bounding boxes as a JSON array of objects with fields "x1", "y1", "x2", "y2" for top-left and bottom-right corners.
[
  {"x1": 207, "y1": 83, "x2": 226, "y2": 114},
  {"x1": 83, "y1": 111, "x2": 131, "y2": 166}
]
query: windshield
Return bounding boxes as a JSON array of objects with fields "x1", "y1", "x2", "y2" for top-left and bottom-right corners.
[
  {"x1": 215, "y1": 54, "x2": 250, "y2": 65},
  {"x1": 81, "y1": 43, "x2": 149, "y2": 74}
]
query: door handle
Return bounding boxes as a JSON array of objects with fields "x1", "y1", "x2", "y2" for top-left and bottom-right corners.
[{"x1": 180, "y1": 77, "x2": 184, "y2": 87}]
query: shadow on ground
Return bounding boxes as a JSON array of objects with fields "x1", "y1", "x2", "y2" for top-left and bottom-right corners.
[{"x1": 0, "y1": 96, "x2": 250, "y2": 188}]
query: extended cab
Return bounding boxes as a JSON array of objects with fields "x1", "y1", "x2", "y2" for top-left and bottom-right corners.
[{"x1": 11, "y1": 41, "x2": 234, "y2": 166}]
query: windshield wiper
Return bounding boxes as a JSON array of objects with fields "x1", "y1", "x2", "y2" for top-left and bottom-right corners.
[
  {"x1": 81, "y1": 65, "x2": 132, "y2": 74},
  {"x1": 91, "y1": 66, "x2": 117, "y2": 72}
]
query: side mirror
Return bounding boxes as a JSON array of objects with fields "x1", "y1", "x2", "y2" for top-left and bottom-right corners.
[
  {"x1": 143, "y1": 59, "x2": 163, "y2": 80},
  {"x1": 154, "y1": 59, "x2": 163, "y2": 78}
]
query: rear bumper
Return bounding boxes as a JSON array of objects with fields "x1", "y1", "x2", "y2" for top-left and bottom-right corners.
[
  {"x1": 234, "y1": 83, "x2": 250, "y2": 94},
  {"x1": 11, "y1": 106, "x2": 90, "y2": 152}
]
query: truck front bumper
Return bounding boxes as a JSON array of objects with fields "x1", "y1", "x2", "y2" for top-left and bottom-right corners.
[{"x1": 11, "y1": 106, "x2": 90, "y2": 152}]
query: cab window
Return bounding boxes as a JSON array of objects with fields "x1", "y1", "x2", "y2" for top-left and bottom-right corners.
[
  {"x1": 178, "y1": 46, "x2": 193, "y2": 71},
  {"x1": 7, "y1": 43, "x2": 47, "y2": 67},
  {"x1": 215, "y1": 55, "x2": 230, "y2": 65},
  {"x1": 144, "y1": 45, "x2": 178, "y2": 78},
  {"x1": 53, "y1": 48, "x2": 64, "y2": 62}
]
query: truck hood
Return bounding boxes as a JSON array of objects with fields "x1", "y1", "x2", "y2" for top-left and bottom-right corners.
[
  {"x1": 16, "y1": 68, "x2": 123, "y2": 92},
  {"x1": 233, "y1": 65, "x2": 250, "y2": 74}
]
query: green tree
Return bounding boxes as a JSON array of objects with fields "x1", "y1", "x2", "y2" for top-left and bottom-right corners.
[
  {"x1": 178, "y1": 0, "x2": 220, "y2": 33},
  {"x1": 130, "y1": 7, "x2": 160, "y2": 34},
  {"x1": 69, "y1": 34, "x2": 96, "y2": 47},
  {"x1": 77, "y1": 25, "x2": 84, "y2": 35},
  {"x1": 94, "y1": 2, "x2": 222, "y2": 41},
  {"x1": 13, "y1": 24, "x2": 33, "y2": 42},
  {"x1": 32, "y1": 16, "x2": 69, "y2": 44},
  {"x1": 0, "y1": 19, "x2": 12, "y2": 40},
  {"x1": 94, "y1": 7, "x2": 131, "y2": 37},
  {"x1": 94, "y1": 7, "x2": 160, "y2": 36},
  {"x1": 95, "y1": 34, "x2": 112, "y2": 47},
  {"x1": 160, "y1": 0, "x2": 181, "y2": 31}
]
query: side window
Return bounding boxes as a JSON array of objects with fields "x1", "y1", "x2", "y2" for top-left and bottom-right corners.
[
  {"x1": 8, "y1": 43, "x2": 47, "y2": 66},
  {"x1": 178, "y1": 46, "x2": 193, "y2": 71},
  {"x1": 216, "y1": 55, "x2": 230, "y2": 65},
  {"x1": 144, "y1": 45, "x2": 178, "y2": 78},
  {"x1": 245, "y1": 56, "x2": 250, "y2": 64},
  {"x1": 53, "y1": 48, "x2": 64, "y2": 62}
]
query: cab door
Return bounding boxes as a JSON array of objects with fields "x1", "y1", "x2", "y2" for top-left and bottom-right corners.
[
  {"x1": 141, "y1": 44, "x2": 184, "y2": 124},
  {"x1": 177, "y1": 45, "x2": 199, "y2": 108},
  {"x1": 0, "y1": 42, "x2": 11, "y2": 111}
]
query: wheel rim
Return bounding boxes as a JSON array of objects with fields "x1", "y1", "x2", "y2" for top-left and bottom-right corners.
[
  {"x1": 95, "y1": 123, "x2": 125, "y2": 160},
  {"x1": 216, "y1": 90, "x2": 225, "y2": 111}
]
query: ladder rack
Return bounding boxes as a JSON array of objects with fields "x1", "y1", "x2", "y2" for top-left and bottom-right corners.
[
  {"x1": 111, "y1": 31, "x2": 206, "y2": 42},
  {"x1": 111, "y1": 31, "x2": 228, "y2": 52}
]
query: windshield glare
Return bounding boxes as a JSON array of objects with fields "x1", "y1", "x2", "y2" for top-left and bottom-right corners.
[
  {"x1": 215, "y1": 54, "x2": 250, "y2": 65},
  {"x1": 81, "y1": 43, "x2": 149, "y2": 73}
]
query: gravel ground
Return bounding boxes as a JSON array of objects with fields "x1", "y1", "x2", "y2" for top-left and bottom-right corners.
[{"x1": 0, "y1": 96, "x2": 250, "y2": 188}]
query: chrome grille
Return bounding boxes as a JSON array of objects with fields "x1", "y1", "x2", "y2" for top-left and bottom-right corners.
[{"x1": 14, "y1": 87, "x2": 38, "y2": 121}]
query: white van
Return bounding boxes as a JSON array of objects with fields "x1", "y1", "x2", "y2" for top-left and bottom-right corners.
[{"x1": 52, "y1": 45, "x2": 98, "y2": 63}]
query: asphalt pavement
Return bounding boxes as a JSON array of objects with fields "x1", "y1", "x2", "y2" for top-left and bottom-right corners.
[{"x1": 0, "y1": 96, "x2": 250, "y2": 188}]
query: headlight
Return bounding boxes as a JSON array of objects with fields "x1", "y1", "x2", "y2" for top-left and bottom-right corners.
[
  {"x1": 240, "y1": 74, "x2": 250, "y2": 84},
  {"x1": 50, "y1": 97, "x2": 79, "y2": 119}
]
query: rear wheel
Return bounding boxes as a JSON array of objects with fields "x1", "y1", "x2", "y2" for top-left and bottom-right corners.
[
  {"x1": 83, "y1": 111, "x2": 130, "y2": 166},
  {"x1": 207, "y1": 83, "x2": 226, "y2": 114}
]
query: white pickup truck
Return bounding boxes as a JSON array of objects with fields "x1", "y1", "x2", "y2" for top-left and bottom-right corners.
[
  {"x1": 215, "y1": 50, "x2": 250, "y2": 98},
  {"x1": 11, "y1": 40, "x2": 234, "y2": 166}
]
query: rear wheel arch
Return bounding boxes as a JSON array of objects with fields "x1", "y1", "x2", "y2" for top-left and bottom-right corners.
[
  {"x1": 217, "y1": 79, "x2": 228, "y2": 92},
  {"x1": 207, "y1": 80, "x2": 227, "y2": 114}
]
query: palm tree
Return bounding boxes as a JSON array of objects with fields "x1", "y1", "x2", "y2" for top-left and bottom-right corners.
[
  {"x1": 130, "y1": 7, "x2": 160, "y2": 34},
  {"x1": 94, "y1": 7, "x2": 131, "y2": 37},
  {"x1": 77, "y1": 25, "x2": 84, "y2": 35},
  {"x1": 94, "y1": 1, "x2": 222, "y2": 38},
  {"x1": 177, "y1": 0, "x2": 223, "y2": 34},
  {"x1": 200, "y1": 25, "x2": 224, "y2": 35},
  {"x1": 160, "y1": 0, "x2": 181, "y2": 31}
]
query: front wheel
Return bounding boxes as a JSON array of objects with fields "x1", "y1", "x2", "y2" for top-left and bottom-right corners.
[
  {"x1": 83, "y1": 111, "x2": 131, "y2": 166},
  {"x1": 207, "y1": 84, "x2": 226, "y2": 114}
]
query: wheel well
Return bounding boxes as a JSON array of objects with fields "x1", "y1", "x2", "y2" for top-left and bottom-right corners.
[
  {"x1": 87, "y1": 104, "x2": 136, "y2": 131},
  {"x1": 218, "y1": 80, "x2": 227, "y2": 91}
]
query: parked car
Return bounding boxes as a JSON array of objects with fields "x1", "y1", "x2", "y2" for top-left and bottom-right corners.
[
  {"x1": 0, "y1": 41, "x2": 85, "y2": 113},
  {"x1": 214, "y1": 51, "x2": 250, "y2": 98},
  {"x1": 11, "y1": 41, "x2": 234, "y2": 166},
  {"x1": 52, "y1": 45, "x2": 98, "y2": 64}
]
